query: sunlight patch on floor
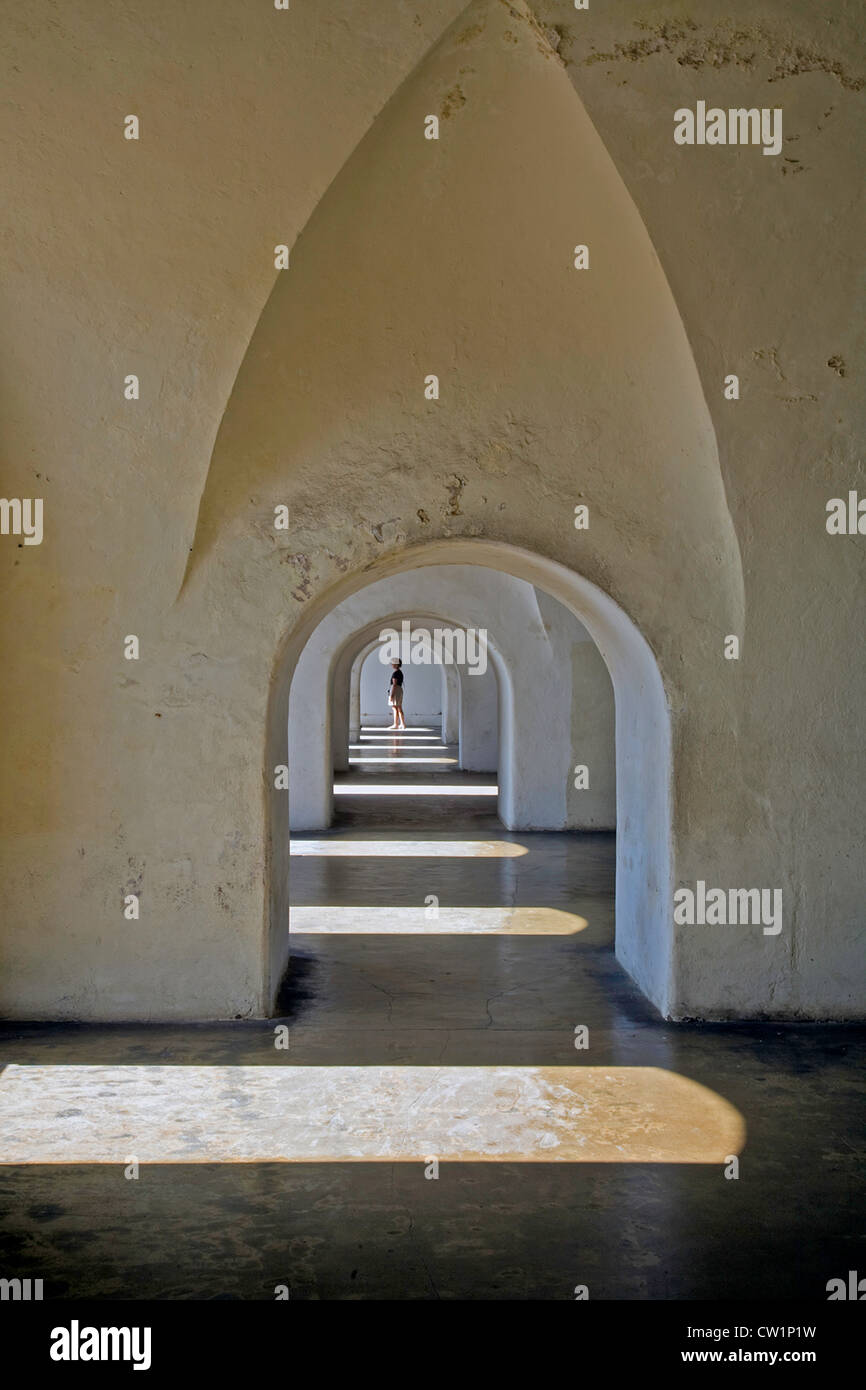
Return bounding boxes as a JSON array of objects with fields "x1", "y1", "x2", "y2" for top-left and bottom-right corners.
[
  {"x1": 361, "y1": 726, "x2": 436, "y2": 733},
  {"x1": 357, "y1": 733, "x2": 443, "y2": 740},
  {"x1": 333, "y1": 783, "x2": 498, "y2": 796},
  {"x1": 290, "y1": 839, "x2": 527, "y2": 857},
  {"x1": 355, "y1": 741, "x2": 444, "y2": 747},
  {"x1": 348, "y1": 756, "x2": 459, "y2": 765},
  {"x1": 0, "y1": 1065, "x2": 745, "y2": 1165},
  {"x1": 290, "y1": 905, "x2": 586, "y2": 933}
]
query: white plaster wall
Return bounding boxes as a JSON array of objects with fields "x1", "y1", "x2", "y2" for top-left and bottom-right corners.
[
  {"x1": 441, "y1": 661, "x2": 461, "y2": 746},
  {"x1": 458, "y1": 661, "x2": 498, "y2": 772},
  {"x1": 533, "y1": 588, "x2": 616, "y2": 830}
]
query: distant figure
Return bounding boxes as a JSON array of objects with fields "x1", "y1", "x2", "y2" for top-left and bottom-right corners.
[{"x1": 387, "y1": 658, "x2": 406, "y2": 730}]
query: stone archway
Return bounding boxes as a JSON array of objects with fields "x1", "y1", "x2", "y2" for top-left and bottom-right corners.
[
  {"x1": 289, "y1": 605, "x2": 510, "y2": 833},
  {"x1": 185, "y1": 0, "x2": 745, "y2": 1023},
  {"x1": 267, "y1": 539, "x2": 670, "y2": 1016},
  {"x1": 341, "y1": 626, "x2": 463, "y2": 758}
]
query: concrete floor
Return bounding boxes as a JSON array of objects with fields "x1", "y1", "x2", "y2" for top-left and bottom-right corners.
[{"x1": 0, "y1": 727, "x2": 863, "y2": 1299}]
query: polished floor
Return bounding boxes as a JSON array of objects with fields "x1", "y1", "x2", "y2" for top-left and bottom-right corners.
[{"x1": 0, "y1": 726, "x2": 863, "y2": 1299}]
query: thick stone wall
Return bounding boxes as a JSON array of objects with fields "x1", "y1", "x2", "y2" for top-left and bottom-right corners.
[{"x1": 1, "y1": 0, "x2": 862, "y2": 1020}]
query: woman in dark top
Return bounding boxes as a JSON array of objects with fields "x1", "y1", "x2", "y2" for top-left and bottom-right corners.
[{"x1": 387, "y1": 658, "x2": 406, "y2": 730}]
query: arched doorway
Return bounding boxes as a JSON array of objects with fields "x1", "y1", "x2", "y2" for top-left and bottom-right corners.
[
  {"x1": 267, "y1": 539, "x2": 670, "y2": 1015},
  {"x1": 289, "y1": 603, "x2": 510, "y2": 833}
]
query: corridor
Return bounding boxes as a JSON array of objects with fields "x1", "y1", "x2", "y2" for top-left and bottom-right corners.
[
  {"x1": 0, "y1": 724, "x2": 861, "y2": 1299},
  {"x1": 3, "y1": 0, "x2": 864, "y2": 1322}
]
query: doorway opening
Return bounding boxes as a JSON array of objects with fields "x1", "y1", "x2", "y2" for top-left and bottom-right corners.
[{"x1": 268, "y1": 540, "x2": 671, "y2": 1017}]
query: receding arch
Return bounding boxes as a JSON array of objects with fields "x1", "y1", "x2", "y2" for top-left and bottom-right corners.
[
  {"x1": 267, "y1": 539, "x2": 670, "y2": 1016},
  {"x1": 289, "y1": 605, "x2": 511, "y2": 832},
  {"x1": 187, "y1": 0, "x2": 744, "y2": 1023},
  {"x1": 287, "y1": 562, "x2": 610, "y2": 836},
  {"x1": 344, "y1": 627, "x2": 462, "y2": 752},
  {"x1": 337, "y1": 617, "x2": 497, "y2": 768}
]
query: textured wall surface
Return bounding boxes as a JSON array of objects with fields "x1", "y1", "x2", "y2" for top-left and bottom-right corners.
[{"x1": 1, "y1": 0, "x2": 863, "y2": 1020}]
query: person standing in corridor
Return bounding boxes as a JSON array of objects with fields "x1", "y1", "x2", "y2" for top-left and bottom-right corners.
[{"x1": 387, "y1": 658, "x2": 406, "y2": 730}]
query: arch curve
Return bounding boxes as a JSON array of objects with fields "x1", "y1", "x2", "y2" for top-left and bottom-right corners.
[
  {"x1": 267, "y1": 538, "x2": 670, "y2": 1014},
  {"x1": 289, "y1": 603, "x2": 511, "y2": 832}
]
